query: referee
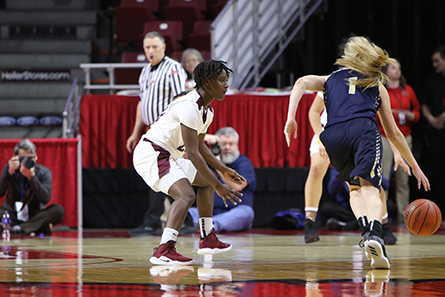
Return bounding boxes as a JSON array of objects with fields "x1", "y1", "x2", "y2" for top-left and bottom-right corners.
[
  {"x1": 127, "y1": 31, "x2": 189, "y2": 236},
  {"x1": 126, "y1": 31, "x2": 187, "y2": 152}
]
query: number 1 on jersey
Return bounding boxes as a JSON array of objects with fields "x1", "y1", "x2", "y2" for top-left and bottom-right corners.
[{"x1": 349, "y1": 77, "x2": 357, "y2": 94}]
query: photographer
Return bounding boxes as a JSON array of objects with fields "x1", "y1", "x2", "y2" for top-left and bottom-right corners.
[
  {"x1": 0, "y1": 139, "x2": 64, "y2": 235},
  {"x1": 189, "y1": 127, "x2": 257, "y2": 232}
]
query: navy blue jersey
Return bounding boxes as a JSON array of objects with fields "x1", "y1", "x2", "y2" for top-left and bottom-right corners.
[
  {"x1": 320, "y1": 68, "x2": 383, "y2": 188},
  {"x1": 324, "y1": 69, "x2": 381, "y2": 129}
]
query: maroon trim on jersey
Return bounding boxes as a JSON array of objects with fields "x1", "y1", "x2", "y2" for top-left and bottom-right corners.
[
  {"x1": 143, "y1": 138, "x2": 170, "y2": 179},
  {"x1": 196, "y1": 93, "x2": 212, "y2": 123}
]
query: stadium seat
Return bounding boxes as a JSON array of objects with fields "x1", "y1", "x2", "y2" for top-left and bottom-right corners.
[
  {"x1": 171, "y1": 50, "x2": 183, "y2": 62},
  {"x1": 120, "y1": 0, "x2": 160, "y2": 20},
  {"x1": 114, "y1": 0, "x2": 162, "y2": 47},
  {"x1": 211, "y1": 0, "x2": 229, "y2": 18},
  {"x1": 162, "y1": 0, "x2": 209, "y2": 40},
  {"x1": 121, "y1": 52, "x2": 148, "y2": 63},
  {"x1": 115, "y1": 9, "x2": 149, "y2": 47},
  {"x1": 141, "y1": 21, "x2": 184, "y2": 54},
  {"x1": 200, "y1": 50, "x2": 211, "y2": 61},
  {"x1": 188, "y1": 21, "x2": 212, "y2": 51},
  {"x1": 115, "y1": 52, "x2": 147, "y2": 85}
]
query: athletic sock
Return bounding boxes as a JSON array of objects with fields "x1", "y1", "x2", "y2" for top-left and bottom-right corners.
[
  {"x1": 199, "y1": 217, "x2": 214, "y2": 238},
  {"x1": 160, "y1": 227, "x2": 178, "y2": 245},
  {"x1": 358, "y1": 216, "x2": 369, "y2": 235},
  {"x1": 305, "y1": 207, "x2": 318, "y2": 221}
]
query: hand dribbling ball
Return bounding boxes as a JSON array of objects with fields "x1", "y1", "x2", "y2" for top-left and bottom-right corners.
[{"x1": 404, "y1": 199, "x2": 442, "y2": 236}]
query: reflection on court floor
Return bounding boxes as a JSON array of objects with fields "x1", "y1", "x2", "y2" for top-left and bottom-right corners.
[{"x1": 0, "y1": 228, "x2": 444, "y2": 296}]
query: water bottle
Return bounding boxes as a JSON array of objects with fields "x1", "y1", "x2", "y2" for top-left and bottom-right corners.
[{"x1": 2, "y1": 211, "x2": 11, "y2": 241}]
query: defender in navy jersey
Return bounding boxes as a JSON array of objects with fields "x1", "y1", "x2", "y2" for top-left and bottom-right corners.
[
  {"x1": 304, "y1": 93, "x2": 400, "y2": 246},
  {"x1": 321, "y1": 69, "x2": 383, "y2": 186},
  {"x1": 284, "y1": 36, "x2": 430, "y2": 269},
  {"x1": 133, "y1": 61, "x2": 246, "y2": 265}
]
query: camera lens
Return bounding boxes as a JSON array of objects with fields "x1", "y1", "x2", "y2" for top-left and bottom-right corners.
[
  {"x1": 18, "y1": 156, "x2": 35, "y2": 169},
  {"x1": 210, "y1": 143, "x2": 221, "y2": 156},
  {"x1": 25, "y1": 159, "x2": 35, "y2": 169}
]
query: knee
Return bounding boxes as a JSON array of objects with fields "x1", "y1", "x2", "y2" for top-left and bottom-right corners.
[
  {"x1": 309, "y1": 164, "x2": 328, "y2": 179},
  {"x1": 237, "y1": 205, "x2": 254, "y2": 224},
  {"x1": 177, "y1": 192, "x2": 196, "y2": 207},
  {"x1": 47, "y1": 204, "x2": 64, "y2": 224},
  {"x1": 53, "y1": 204, "x2": 65, "y2": 216},
  {"x1": 240, "y1": 206, "x2": 254, "y2": 230},
  {"x1": 246, "y1": 206, "x2": 255, "y2": 222}
]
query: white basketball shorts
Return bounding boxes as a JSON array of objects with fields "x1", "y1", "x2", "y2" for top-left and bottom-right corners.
[
  {"x1": 309, "y1": 134, "x2": 321, "y2": 156},
  {"x1": 133, "y1": 138, "x2": 197, "y2": 194}
]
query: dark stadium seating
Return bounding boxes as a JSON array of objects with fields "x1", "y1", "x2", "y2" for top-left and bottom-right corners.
[
  {"x1": 142, "y1": 20, "x2": 184, "y2": 53},
  {"x1": 188, "y1": 20, "x2": 212, "y2": 51}
]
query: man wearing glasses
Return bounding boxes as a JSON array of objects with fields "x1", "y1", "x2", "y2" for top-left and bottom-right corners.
[{"x1": 0, "y1": 139, "x2": 64, "y2": 235}]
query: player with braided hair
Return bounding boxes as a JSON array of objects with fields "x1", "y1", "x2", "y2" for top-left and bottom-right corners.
[
  {"x1": 193, "y1": 60, "x2": 233, "y2": 90},
  {"x1": 133, "y1": 60, "x2": 246, "y2": 265}
]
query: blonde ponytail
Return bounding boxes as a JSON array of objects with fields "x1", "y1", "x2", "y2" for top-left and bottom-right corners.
[{"x1": 335, "y1": 36, "x2": 396, "y2": 89}]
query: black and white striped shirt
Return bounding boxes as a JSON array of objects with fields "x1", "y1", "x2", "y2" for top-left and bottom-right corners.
[{"x1": 138, "y1": 56, "x2": 187, "y2": 126}]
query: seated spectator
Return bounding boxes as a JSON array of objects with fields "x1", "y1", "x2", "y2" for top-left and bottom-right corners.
[
  {"x1": 189, "y1": 127, "x2": 257, "y2": 232},
  {"x1": 181, "y1": 48, "x2": 204, "y2": 92},
  {"x1": 0, "y1": 139, "x2": 64, "y2": 235}
]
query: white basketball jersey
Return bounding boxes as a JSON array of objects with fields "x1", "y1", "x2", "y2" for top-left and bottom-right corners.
[{"x1": 143, "y1": 90, "x2": 214, "y2": 159}]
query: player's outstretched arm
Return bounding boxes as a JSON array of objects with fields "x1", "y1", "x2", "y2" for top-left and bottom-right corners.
[
  {"x1": 378, "y1": 84, "x2": 430, "y2": 191},
  {"x1": 285, "y1": 75, "x2": 328, "y2": 146},
  {"x1": 387, "y1": 140, "x2": 411, "y2": 175}
]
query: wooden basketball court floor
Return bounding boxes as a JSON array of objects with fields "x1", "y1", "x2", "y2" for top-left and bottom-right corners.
[{"x1": 1, "y1": 227, "x2": 445, "y2": 296}]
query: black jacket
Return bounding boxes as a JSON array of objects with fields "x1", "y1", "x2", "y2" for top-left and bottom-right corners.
[{"x1": 0, "y1": 164, "x2": 52, "y2": 218}]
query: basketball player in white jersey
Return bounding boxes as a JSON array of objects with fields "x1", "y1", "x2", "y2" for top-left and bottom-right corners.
[{"x1": 133, "y1": 60, "x2": 246, "y2": 265}]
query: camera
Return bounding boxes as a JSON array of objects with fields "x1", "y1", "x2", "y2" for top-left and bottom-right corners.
[
  {"x1": 210, "y1": 143, "x2": 221, "y2": 156},
  {"x1": 19, "y1": 156, "x2": 35, "y2": 169}
]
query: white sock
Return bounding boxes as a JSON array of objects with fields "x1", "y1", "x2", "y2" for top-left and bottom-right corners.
[
  {"x1": 199, "y1": 217, "x2": 214, "y2": 238},
  {"x1": 160, "y1": 227, "x2": 178, "y2": 245},
  {"x1": 305, "y1": 207, "x2": 318, "y2": 212}
]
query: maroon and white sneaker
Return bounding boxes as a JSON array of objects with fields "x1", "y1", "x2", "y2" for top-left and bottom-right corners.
[
  {"x1": 197, "y1": 229, "x2": 232, "y2": 255},
  {"x1": 150, "y1": 241, "x2": 194, "y2": 265}
]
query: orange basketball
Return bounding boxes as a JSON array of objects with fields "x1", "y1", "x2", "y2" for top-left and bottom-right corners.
[{"x1": 404, "y1": 199, "x2": 442, "y2": 236}]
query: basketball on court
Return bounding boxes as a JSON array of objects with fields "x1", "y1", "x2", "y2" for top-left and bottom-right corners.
[{"x1": 404, "y1": 199, "x2": 442, "y2": 236}]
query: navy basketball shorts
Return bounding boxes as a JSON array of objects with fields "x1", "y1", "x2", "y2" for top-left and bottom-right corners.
[{"x1": 320, "y1": 118, "x2": 382, "y2": 188}]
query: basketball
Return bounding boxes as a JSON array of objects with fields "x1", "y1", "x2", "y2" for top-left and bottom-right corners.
[{"x1": 404, "y1": 199, "x2": 442, "y2": 236}]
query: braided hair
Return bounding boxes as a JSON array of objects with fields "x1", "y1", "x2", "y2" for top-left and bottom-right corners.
[{"x1": 193, "y1": 60, "x2": 233, "y2": 90}]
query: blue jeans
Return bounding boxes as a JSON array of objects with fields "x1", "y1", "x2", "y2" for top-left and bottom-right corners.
[{"x1": 188, "y1": 205, "x2": 254, "y2": 233}]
